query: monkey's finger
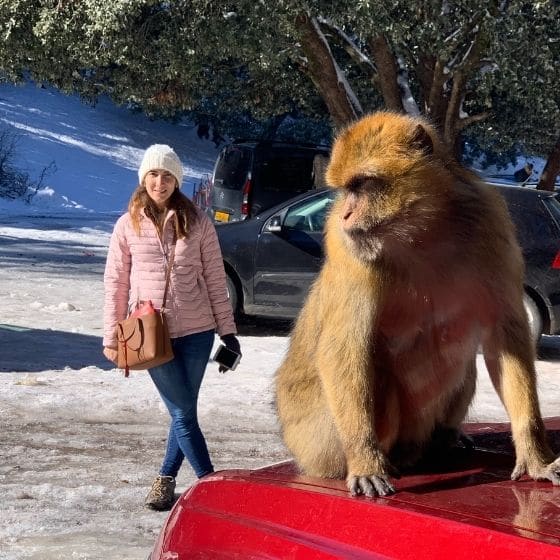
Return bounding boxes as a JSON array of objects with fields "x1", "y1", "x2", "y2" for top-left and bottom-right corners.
[
  {"x1": 370, "y1": 475, "x2": 396, "y2": 497},
  {"x1": 546, "y1": 460, "x2": 560, "y2": 485},
  {"x1": 358, "y1": 476, "x2": 376, "y2": 498},
  {"x1": 348, "y1": 476, "x2": 363, "y2": 496},
  {"x1": 511, "y1": 464, "x2": 525, "y2": 481}
]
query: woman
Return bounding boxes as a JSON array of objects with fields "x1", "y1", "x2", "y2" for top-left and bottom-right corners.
[{"x1": 103, "y1": 144, "x2": 240, "y2": 511}]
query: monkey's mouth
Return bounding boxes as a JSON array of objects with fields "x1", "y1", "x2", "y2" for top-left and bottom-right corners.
[
  {"x1": 343, "y1": 211, "x2": 421, "y2": 262},
  {"x1": 343, "y1": 221, "x2": 390, "y2": 261},
  {"x1": 345, "y1": 215, "x2": 396, "y2": 240}
]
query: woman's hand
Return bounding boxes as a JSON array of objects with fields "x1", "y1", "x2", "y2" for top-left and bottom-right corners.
[
  {"x1": 219, "y1": 334, "x2": 241, "y2": 373},
  {"x1": 103, "y1": 346, "x2": 118, "y2": 364}
]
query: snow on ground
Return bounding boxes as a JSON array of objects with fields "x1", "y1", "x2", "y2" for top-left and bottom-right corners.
[
  {"x1": 0, "y1": 214, "x2": 291, "y2": 560},
  {"x1": 0, "y1": 83, "x2": 559, "y2": 560}
]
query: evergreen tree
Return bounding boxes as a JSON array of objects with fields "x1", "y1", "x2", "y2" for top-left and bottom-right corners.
[{"x1": 0, "y1": 1, "x2": 558, "y2": 183}]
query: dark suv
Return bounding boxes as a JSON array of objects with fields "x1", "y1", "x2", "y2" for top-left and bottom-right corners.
[
  {"x1": 216, "y1": 183, "x2": 560, "y2": 344},
  {"x1": 490, "y1": 183, "x2": 560, "y2": 341},
  {"x1": 209, "y1": 140, "x2": 330, "y2": 223}
]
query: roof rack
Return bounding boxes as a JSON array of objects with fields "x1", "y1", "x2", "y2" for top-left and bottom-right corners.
[{"x1": 228, "y1": 139, "x2": 331, "y2": 150}]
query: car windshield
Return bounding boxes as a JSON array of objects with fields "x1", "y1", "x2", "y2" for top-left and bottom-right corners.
[{"x1": 283, "y1": 190, "x2": 337, "y2": 232}]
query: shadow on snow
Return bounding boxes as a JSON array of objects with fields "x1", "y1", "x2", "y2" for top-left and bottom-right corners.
[
  {"x1": 0, "y1": 235, "x2": 108, "y2": 272},
  {"x1": 0, "y1": 323, "x2": 113, "y2": 372}
]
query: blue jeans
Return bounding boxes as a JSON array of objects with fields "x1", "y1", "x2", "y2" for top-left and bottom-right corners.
[{"x1": 148, "y1": 330, "x2": 215, "y2": 479}]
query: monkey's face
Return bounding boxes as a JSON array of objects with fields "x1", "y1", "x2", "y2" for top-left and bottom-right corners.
[{"x1": 326, "y1": 113, "x2": 452, "y2": 263}]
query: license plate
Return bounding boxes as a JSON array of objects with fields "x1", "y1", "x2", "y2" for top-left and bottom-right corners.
[{"x1": 215, "y1": 211, "x2": 230, "y2": 222}]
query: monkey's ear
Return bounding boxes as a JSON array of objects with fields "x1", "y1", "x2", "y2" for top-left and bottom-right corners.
[{"x1": 409, "y1": 124, "x2": 433, "y2": 155}]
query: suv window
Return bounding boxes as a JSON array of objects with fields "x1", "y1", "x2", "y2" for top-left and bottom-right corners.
[
  {"x1": 256, "y1": 149, "x2": 317, "y2": 192},
  {"x1": 213, "y1": 146, "x2": 251, "y2": 190}
]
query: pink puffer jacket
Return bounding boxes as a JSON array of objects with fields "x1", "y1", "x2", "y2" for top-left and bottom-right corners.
[{"x1": 103, "y1": 207, "x2": 236, "y2": 347}]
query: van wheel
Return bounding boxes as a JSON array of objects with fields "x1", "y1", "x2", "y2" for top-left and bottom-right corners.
[
  {"x1": 226, "y1": 274, "x2": 239, "y2": 315},
  {"x1": 523, "y1": 293, "x2": 543, "y2": 347}
]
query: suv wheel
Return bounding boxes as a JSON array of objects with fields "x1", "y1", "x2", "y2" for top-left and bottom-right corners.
[
  {"x1": 226, "y1": 274, "x2": 239, "y2": 316},
  {"x1": 523, "y1": 293, "x2": 543, "y2": 346}
]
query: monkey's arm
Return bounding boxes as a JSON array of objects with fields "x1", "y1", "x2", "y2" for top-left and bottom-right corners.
[
  {"x1": 483, "y1": 310, "x2": 560, "y2": 485},
  {"x1": 315, "y1": 274, "x2": 397, "y2": 497}
]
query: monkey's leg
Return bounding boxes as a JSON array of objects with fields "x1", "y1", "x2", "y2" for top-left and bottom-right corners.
[
  {"x1": 483, "y1": 313, "x2": 560, "y2": 485},
  {"x1": 317, "y1": 338, "x2": 397, "y2": 498},
  {"x1": 281, "y1": 405, "x2": 347, "y2": 479},
  {"x1": 275, "y1": 357, "x2": 349, "y2": 479}
]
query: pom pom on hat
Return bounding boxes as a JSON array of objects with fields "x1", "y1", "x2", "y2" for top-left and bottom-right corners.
[{"x1": 138, "y1": 144, "x2": 183, "y2": 187}]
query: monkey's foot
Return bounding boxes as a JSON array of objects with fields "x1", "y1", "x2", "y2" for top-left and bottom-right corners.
[
  {"x1": 511, "y1": 456, "x2": 560, "y2": 485},
  {"x1": 347, "y1": 474, "x2": 395, "y2": 497}
]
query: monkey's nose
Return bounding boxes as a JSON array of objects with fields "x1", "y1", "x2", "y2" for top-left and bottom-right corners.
[{"x1": 342, "y1": 193, "x2": 358, "y2": 222}]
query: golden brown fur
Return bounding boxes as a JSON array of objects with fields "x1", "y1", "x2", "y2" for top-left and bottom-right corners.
[{"x1": 275, "y1": 112, "x2": 560, "y2": 497}]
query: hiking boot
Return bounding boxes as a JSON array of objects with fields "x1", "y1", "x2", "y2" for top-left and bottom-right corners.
[{"x1": 144, "y1": 475, "x2": 176, "y2": 511}]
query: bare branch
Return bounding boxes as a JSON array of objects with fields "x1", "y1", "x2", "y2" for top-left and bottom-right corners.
[
  {"x1": 457, "y1": 111, "x2": 491, "y2": 130},
  {"x1": 317, "y1": 16, "x2": 377, "y2": 74}
]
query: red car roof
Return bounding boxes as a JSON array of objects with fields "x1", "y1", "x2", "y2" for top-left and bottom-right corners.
[{"x1": 151, "y1": 419, "x2": 560, "y2": 559}]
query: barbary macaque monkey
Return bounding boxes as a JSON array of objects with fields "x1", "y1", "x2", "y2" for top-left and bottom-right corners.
[{"x1": 275, "y1": 112, "x2": 560, "y2": 497}]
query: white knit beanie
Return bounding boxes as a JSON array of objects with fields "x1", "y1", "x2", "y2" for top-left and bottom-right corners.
[{"x1": 138, "y1": 144, "x2": 184, "y2": 187}]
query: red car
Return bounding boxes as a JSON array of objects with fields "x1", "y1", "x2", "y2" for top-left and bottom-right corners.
[{"x1": 149, "y1": 419, "x2": 560, "y2": 560}]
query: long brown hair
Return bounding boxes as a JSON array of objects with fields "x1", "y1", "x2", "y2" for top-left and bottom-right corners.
[{"x1": 128, "y1": 184, "x2": 198, "y2": 238}]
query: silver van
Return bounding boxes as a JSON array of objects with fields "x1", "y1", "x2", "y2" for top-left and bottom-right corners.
[{"x1": 209, "y1": 140, "x2": 330, "y2": 223}]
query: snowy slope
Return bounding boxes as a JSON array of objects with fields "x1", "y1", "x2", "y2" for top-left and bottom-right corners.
[{"x1": 0, "y1": 81, "x2": 219, "y2": 213}]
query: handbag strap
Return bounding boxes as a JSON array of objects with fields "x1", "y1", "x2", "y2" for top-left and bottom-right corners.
[
  {"x1": 117, "y1": 322, "x2": 131, "y2": 378},
  {"x1": 161, "y1": 228, "x2": 177, "y2": 310}
]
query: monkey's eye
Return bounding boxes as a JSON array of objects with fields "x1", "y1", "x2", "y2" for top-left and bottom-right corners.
[{"x1": 346, "y1": 175, "x2": 387, "y2": 193}]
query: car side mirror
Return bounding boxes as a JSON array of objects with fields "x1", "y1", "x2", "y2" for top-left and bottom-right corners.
[{"x1": 266, "y1": 215, "x2": 283, "y2": 233}]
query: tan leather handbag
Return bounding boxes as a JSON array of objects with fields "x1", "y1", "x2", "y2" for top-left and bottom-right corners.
[
  {"x1": 116, "y1": 237, "x2": 176, "y2": 377},
  {"x1": 116, "y1": 300, "x2": 173, "y2": 376}
]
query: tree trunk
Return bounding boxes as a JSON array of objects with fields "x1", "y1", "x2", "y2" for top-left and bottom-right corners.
[
  {"x1": 295, "y1": 13, "x2": 360, "y2": 129},
  {"x1": 368, "y1": 36, "x2": 403, "y2": 112},
  {"x1": 537, "y1": 135, "x2": 560, "y2": 192}
]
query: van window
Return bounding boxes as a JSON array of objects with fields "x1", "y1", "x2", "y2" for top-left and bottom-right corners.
[
  {"x1": 257, "y1": 150, "x2": 319, "y2": 192},
  {"x1": 213, "y1": 146, "x2": 251, "y2": 190}
]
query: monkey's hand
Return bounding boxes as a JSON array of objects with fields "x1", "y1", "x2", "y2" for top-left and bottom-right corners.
[
  {"x1": 346, "y1": 446, "x2": 399, "y2": 497},
  {"x1": 347, "y1": 453, "x2": 398, "y2": 497},
  {"x1": 511, "y1": 455, "x2": 560, "y2": 486},
  {"x1": 348, "y1": 473, "x2": 396, "y2": 497}
]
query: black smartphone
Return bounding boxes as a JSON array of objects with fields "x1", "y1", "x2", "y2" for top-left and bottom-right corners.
[{"x1": 213, "y1": 344, "x2": 241, "y2": 371}]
